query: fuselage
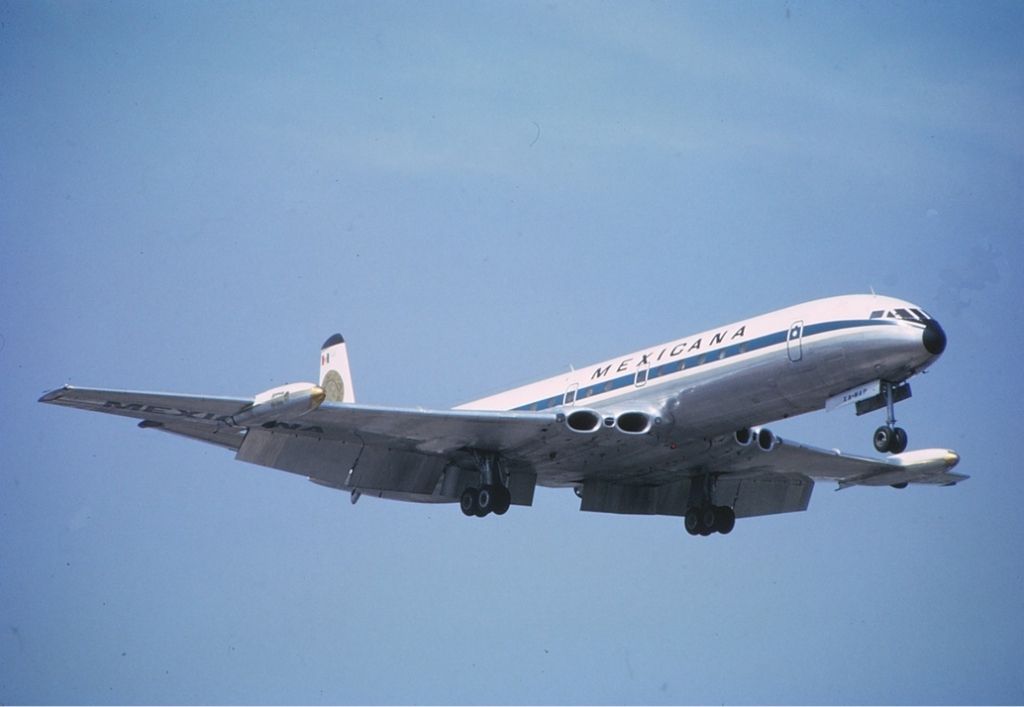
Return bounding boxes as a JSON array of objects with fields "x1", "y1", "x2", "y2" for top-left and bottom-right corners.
[{"x1": 458, "y1": 294, "x2": 945, "y2": 441}]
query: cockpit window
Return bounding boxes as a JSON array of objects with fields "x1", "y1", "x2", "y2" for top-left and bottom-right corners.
[{"x1": 870, "y1": 308, "x2": 932, "y2": 323}]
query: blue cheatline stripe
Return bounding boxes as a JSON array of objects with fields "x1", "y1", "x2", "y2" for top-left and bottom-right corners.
[{"x1": 512, "y1": 319, "x2": 900, "y2": 412}]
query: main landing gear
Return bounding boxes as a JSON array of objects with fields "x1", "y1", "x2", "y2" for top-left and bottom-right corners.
[
  {"x1": 460, "y1": 484, "x2": 511, "y2": 517},
  {"x1": 684, "y1": 505, "x2": 735, "y2": 536},
  {"x1": 873, "y1": 381, "x2": 909, "y2": 454},
  {"x1": 459, "y1": 452, "x2": 511, "y2": 518},
  {"x1": 684, "y1": 473, "x2": 735, "y2": 536}
]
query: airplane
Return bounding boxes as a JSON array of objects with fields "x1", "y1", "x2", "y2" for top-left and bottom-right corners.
[{"x1": 39, "y1": 294, "x2": 965, "y2": 537}]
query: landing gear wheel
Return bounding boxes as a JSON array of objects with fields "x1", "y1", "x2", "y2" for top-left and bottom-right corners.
[
  {"x1": 492, "y1": 486, "x2": 512, "y2": 515},
  {"x1": 891, "y1": 427, "x2": 908, "y2": 454},
  {"x1": 476, "y1": 485, "x2": 494, "y2": 517},
  {"x1": 714, "y1": 506, "x2": 736, "y2": 535},
  {"x1": 684, "y1": 508, "x2": 701, "y2": 536},
  {"x1": 874, "y1": 426, "x2": 908, "y2": 454},
  {"x1": 699, "y1": 507, "x2": 717, "y2": 536},
  {"x1": 891, "y1": 482, "x2": 909, "y2": 489},
  {"x1": 460, "y1": 488, "x2": 480, "y2": 517},
  {"x1": 873, "y1": 426, "x2": 894, "y2": 453}
]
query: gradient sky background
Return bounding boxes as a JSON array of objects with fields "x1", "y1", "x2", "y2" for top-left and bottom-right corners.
[{"x1": 2, "y1": 1, "x2": 1022, "y2": 704}]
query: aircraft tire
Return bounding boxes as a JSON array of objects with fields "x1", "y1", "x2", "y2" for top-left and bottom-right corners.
[
  {"x1": 684, "y1": 508, "x2": 701, "y2": 535},
  {"x1": 891, "y1": 482, "x2": 909, "y2": 489},
  {"x1": 873, "y1": 426, "x2": 893, "y2": 453},
  {"x1": 891, "y1": 427, "x2": 908, "y2": 454},
  {"x1": 460, "y1": 488, "x2": 481, "y2": 517},
  {"x1": 476, "y1": 486, "x2": 494, "y2": 517},
  {"x1": 715, "y1": 506, "x2": 736, "y2": 535},
  {"x1": 701, "y1": 507, "x2": 718, "y2": 534},
  {"x1": 492, "y1": 486, "x2": 512, "y2": 515}
]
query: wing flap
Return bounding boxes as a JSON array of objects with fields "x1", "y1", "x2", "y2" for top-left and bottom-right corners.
[
  {"x1": 235, "y1": 429, "x2": 448, "y2": 494},
  {"x1": 718, "y1": 473, "x2": 815, "y2": 518},
  {"x1": 580, "y1": 473, "x2": 813, "y2": 518}
]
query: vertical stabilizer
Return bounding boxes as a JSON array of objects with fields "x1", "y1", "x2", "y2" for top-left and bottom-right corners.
[{"x1": 320, "y1": 334, "x2": 355, "y2": 403}]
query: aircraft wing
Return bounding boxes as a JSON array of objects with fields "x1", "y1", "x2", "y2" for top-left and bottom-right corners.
[
  {"x1": 39, "y1": 386, "x2": 964, "y2": 519},
  {"x1": 37, "y1": 385, "x2": 563, "y2": 455},
  {"x1": 37, "y1": 386, "x2": 565, "y2": 501},
  {"x1": 575, "y1": 433, "x2": 964, "y2": 519}
]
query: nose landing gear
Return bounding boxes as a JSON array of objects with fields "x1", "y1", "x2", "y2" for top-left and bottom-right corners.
[{"x1": 873, "y1": 381, "x2": 909, "y2": 454}]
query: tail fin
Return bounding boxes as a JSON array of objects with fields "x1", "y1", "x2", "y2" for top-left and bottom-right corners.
[{"x1": 320, "y1": 334, "x2": 355, "y2": 403}]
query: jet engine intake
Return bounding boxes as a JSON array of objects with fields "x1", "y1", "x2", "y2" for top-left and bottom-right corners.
[
  {"x1": 757, "y1": 427, "x2": 777, "y2": 451},
  {"x1": 615, "y1": 411, "x2": 656, "y2": 435},
  {"x1": 735, "y1": 427, "x2": 754, "y2": 446},
  {"x1": 565, "y1": 409, "x2": 602, "y2": 433}
]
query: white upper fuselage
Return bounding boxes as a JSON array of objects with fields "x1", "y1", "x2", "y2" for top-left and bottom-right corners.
[{"x1": 457, "y1": 295, "x2": 942, "y2": 438}]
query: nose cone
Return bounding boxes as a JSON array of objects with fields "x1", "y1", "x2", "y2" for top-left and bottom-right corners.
[{"x1": 923, "y1": 319, "x2": 947, "y2": 356}]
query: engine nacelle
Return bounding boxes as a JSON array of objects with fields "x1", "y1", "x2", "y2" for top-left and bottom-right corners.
[
  {"x1": 565, "y1": 409, "x2": 602, "y2": 433},
  {"x1": 230, "y1": 383, "x2": 326, "y2": 428}
]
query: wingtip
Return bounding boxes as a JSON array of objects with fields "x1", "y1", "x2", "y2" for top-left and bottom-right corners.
[{"x1": 38, "y1": 385, "x2": 71, "y2": 403}]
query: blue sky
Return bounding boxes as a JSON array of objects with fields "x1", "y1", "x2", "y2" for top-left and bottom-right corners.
[{"x1": 2, "y1": 1, "x2": 1022, "y2": 704}]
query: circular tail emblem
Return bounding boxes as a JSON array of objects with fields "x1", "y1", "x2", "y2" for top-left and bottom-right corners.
[{"x1": 321, "y1": 370, "x2": 345, "y2": 402}]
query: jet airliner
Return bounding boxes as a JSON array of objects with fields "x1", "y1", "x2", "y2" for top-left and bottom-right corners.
[{"x1": 39, "y1": 294, "x2": 964, "y2": 536}]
